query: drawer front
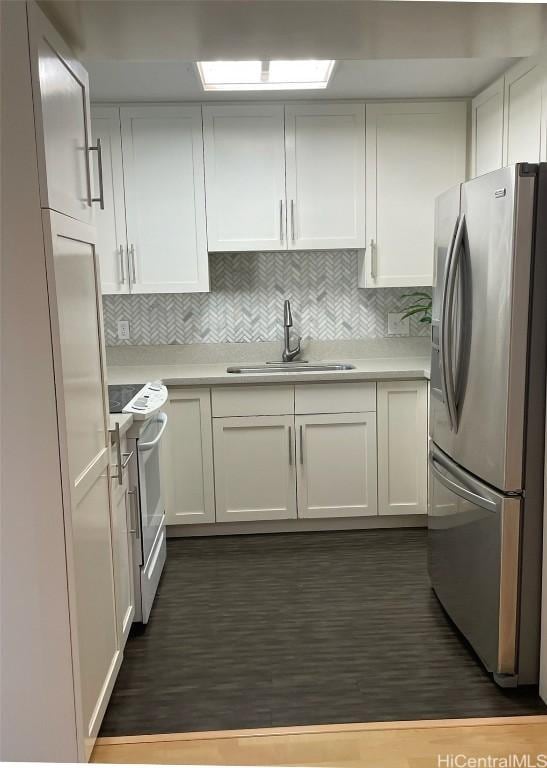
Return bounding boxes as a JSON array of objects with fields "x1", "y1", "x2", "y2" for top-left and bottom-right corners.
[
  {"x1": 212, "y1": 385, "x2": 294, "y2": 417},
  {"x1": 295, "y1": 383, "x2": 376, "y2": 414}
]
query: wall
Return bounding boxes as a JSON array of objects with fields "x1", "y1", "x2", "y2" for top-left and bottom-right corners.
[{"x1": 103, "y1": 249, "x2": 431, "y2": 346}]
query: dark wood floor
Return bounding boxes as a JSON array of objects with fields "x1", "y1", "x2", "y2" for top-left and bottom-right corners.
[{"x1": 99, "y1": 529, "x2": 546, "y2": 736}]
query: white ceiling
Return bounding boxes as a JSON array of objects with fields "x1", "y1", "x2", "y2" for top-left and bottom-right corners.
[{"x1": 87, "y1": 57, "x2": 514, "y2": 102}]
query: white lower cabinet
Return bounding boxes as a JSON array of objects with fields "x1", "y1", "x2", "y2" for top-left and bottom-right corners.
[
  {"x1": 213, "y1": 415, "x2": 297, "y2": 522},
  {"x1": 377, "y1": 380, "x2": 428, "y2": 516},
  {"x1": 163, "y1": 388, "x2": 215, "y2": 525},
  {"x1": 110, "y1": 434, "x2": 135, "y2": 648},
  {"x1": 295, "y1": 412, "x2": 378, "y2": 519}
]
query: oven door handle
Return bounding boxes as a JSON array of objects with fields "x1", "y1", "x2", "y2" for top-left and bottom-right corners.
[{"x1": 138, "y1": 412, "x2": 168, "y2": 452}]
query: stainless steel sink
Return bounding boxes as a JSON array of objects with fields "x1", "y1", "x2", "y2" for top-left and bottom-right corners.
[{"x1": 226, "y1": 362, "x2": 356, "y2": 374}]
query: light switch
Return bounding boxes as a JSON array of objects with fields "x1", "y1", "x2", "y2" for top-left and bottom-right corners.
[
  {"x1": 387, "y1": 312, "x2": 410, "y2": 336},
  {"x1": 117, "y1": 320, "x2": 130, "y2": 341}
]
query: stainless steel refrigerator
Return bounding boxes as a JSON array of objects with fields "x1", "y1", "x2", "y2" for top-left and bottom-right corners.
[{"x1": 429, "y1": 163, "x2": 547, "y2": 687}]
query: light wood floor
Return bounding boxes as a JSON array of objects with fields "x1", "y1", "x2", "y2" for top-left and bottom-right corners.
[{"x1": 92, "y1": 716, "x2": 547, "y2": 767}]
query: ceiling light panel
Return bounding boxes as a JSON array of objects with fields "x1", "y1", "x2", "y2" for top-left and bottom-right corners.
[{"x1": 197, "y1": 60, "x2": 335, "y2": 91}]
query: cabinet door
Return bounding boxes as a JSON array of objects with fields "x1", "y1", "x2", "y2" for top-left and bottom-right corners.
[
  {"x1": 91, "y1": 107, "x2": 129, "y2": 294},
  {"x1": 213, "y1": 416, "x2": 297, "y2": 522},
  {"x1": 27, "y1": 3, "x2": 95, "y2": 224},
  {"x1": 377, "y1": 380, "x2": 428, "y2": 516},
  {"x1": 110, "y1": 439, "x2": 135, "y2": 649},
  {"x1": 121, "y1": 105, "x2": 209, "y2": 293},
  {"x1": 364, "y1": 101, "x2": 467, "y2": 288},
  {"x1": 285, "y1": 103, "x2": 366, "y2": 250},
  {"x1": 504, "y1": 58, "x2": 546, "y2": 166},
  {"x1": 43, "y1": 211, "x2": 118, "y2": 757},
  {"x1": 203, "y1": 105, "x2": 287, "y2": 252},
  {"x1": 296, "y1": 413, "x2": 377, "y2": 519},
  {"x1": 164, "y1": 389, "x2": 215, "y2": 525},
  {"x1": 471, "y1": 77, "x2": 505, "y2": 177}
]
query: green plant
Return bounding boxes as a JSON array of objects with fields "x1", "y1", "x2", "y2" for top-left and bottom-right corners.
[{"x1": 400, "y1": 292, "x2": 432, "y2": 324}]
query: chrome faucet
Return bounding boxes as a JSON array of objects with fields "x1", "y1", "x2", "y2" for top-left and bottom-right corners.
[{"x1": 282, "y1": 299, "x2": 302, "y2": 362}]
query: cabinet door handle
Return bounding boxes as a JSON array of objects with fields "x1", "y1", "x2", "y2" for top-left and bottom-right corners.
[
  {"x1": 89, "y1": 138, "x2": 105, "y2": 209},
  {"x1": 280, "y1": 199, "x2": 284, "y2": 243},
  {"x1": 119, "y1": 244, "x2": 126, "y2": 284},
  {"x1": 299, "y1": 424, "x2": 304, "y2": 465},
  {"x1": 128, "y1": 488, "x2": 140, "y2": 538},
  {"x1": 291, "y1": 199, "x2": 296, "y2": 243},
  {"x1": 288, "y1": 425, "x2": 293, "y2": 465},
  {"x1": 369, "y1": 238, "x2": 376, "y2": 279},
  {"x1": 110, "y1": 422, "x2": 123, "y2": 485},
  {"x1": 129, "y1": 244, "x2": 136, "y2": 285}
]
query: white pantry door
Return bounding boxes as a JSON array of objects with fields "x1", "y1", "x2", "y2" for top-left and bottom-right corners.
[
  {"x1": 285, "y1": 103, "x2": 366, "y2": 250},
  {"x1": 27, "y1": 2, "x2": 95, "y2": 224},
  {"x1": 90, "y1": 106, "x2": 129, "y2": 294},
  {"x1": 203, "y1": 104, "x2": 287, "y2": 251},
  {"x1": 43, "y1": 211, "x2": 119, "y2": 759},
  {"x1": 121, "y1": 105, "x2": 209, "y2": 293}
]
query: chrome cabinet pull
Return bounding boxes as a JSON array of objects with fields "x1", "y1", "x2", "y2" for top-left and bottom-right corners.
[
  {"x1": 129, "y1": 244, "x2": 136, "y2": 285},
  {"x1": 280, "y1": 199, "x2": 284, "y2": 243},
  {"x1": 128, "y1": 488, "x2": 140, "y2": 538},
  {"x1": 288, "y1": 425, "x2": 293, "y2": 465},
  {"x1": 291, "y1": 199, "x2": 295, "y2": 243},
  {"x1": 110, "y1": 422, "x2": 123, "y2": 485},
  {"x1": 119, "y1": 245, "x2": 126, "y2": 284},
  {"x1": 88, "y1": 138, "x2": 105, "y2": 209},
  {"x1": 369, "y1": 238, "x2": 376, "y2": 279},
  {"x1": 299, "y1": 424, "x2": 304, "y2": 465}
]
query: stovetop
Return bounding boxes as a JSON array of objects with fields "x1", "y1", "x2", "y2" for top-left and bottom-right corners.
[{"x1": 108, "y1": 383, "x2": 143, "y2": 414}]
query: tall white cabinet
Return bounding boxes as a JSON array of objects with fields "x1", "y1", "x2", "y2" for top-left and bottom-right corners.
[
  {"x1": 91, "y1": 104, "x2": 210, "y2": 294},
  {"x1": 363, "y1": 101, "x2": 467, "y2": 288},
  {"x1": 471, "y1": 77, "x2": 505, "y2": 178}
]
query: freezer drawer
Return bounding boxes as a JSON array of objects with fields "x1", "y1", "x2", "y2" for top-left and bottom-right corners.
[{"x1": 428, "y1": 445, "x2": 521, "y2": 678}]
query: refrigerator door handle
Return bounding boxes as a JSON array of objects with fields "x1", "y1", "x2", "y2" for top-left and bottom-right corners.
[
  {"x1": 439, "y1": 217, "x2": 459, "y2": 430},
  {"x1": 429, "y1": 448, "x2": 499, "y2": 514},
  {"x1": 442, "y1": 214, "x2": 466, "y2": 432}
]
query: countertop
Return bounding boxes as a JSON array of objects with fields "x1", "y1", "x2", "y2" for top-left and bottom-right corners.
[
  {"x1": 108, "y1": 412, "x2": 133, "y2": 437},
  {"x1": 107, "y1": 339, "x2": 430, "y2": 388}
]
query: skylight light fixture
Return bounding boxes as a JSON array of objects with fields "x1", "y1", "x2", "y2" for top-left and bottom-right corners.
[{"x1": 197, "y1": 60, "x2": 335, "y2": 91}]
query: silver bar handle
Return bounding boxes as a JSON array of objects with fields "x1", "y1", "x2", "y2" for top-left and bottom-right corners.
[
  {"x1": 129, "y1": 244, "x2": 137, "y2": 285},
  {"x1": 138, "y1": 412, "x2": 168, "y2": 452},
  {"x1": 369, "y1": 238, "x2": 376, "y2": 279},
  {"x1": 89, "y1": 138, "x2": 105, "y2": 209},
  {"x1": 288, "y1": 425, "x2": 293, "y2": 465},
  {"x1": 280, "y1": 200, "x2": 284, "y2": 243},
  {"x1": 291, "y1": 199, "x2": 295, "y2": 243},
  {"x1": 119, "y1": 244, "x2": 126, "y2": 284},
  {"x1": 299, "y1": 424, "x2": 304, "y2": 465},
  {"x1": 110, "y1": 422, "x2": 123, "y2": 485},
  {"x1": 128, "y1": 488, "x2": 141, "y2": 538},
  {"x1": 439, "y1": 217, "x2": 459, "y2": 432}
]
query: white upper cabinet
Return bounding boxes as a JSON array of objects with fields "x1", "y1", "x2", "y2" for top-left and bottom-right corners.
[
  {"x1": 90, "y1": 107, "x2": 128, "y2": 294},
  {"x1": 27, "y1": 3, "x2": 95, "y2": 224},
  {"x1": 285, "y1": 103, "x2": 366, "y2": 250},
  {"x1": 471, "y1": 77, "x2": 505, "y2": 178},
  {"x1": 203, "y1": 105, "x2": 287, "y2": 252},
  {"x1": 363, "y1": 101, "x2": 467, "y2": 288},
  {"x1": 120, "y1": 105, "x2": 209, "y2": 293},
  {"x1": 504, "y1": 58, "x2": 546, "y2": 166}
]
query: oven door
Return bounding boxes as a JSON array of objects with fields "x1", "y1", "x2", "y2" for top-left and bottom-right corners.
[{"x1": 136, "y1": 412, "x2": 168, "y2": 568}]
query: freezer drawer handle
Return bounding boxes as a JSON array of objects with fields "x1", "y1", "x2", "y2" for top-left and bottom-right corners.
[{"x1": 429, "y1": 453, "x2": 498, "y2": 513}]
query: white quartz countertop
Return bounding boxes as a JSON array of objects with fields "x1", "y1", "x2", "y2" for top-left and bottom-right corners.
[
  {"x1": 108, "y1": 412, "x2": 133, "y2": 437},
  {"x1": 107, "y1": 339, "x2": 430, "y2": 387}
]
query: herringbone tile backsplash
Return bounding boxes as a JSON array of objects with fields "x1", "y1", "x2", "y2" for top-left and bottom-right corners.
[{"x1": 103, "y1": 250, "x2": 431, "y2": 346}]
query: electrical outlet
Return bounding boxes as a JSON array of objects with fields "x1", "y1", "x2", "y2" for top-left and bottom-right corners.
[
  {"x1": 387, "y1": 312, "x2": 410, "y2": 336},
  {"x1": 117, "y1": 320, "x2": 130, "y2": 341}
]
